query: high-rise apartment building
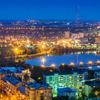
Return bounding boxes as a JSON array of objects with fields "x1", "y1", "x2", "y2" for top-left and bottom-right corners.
[{"x1": 43, "y1": 69, "x2": 88, "y2": 97}]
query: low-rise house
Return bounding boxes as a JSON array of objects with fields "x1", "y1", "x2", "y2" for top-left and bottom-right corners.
[
  {"x1": 85, "y1": 81, "x2": 100, "y2": 96},
  {"x1": 2, "y1": 67, "x2": 31, "y2": 82},
  {"x1": 57, "y1": 88, "x2": 77, "y2": 99},
  {"x1": 94, "y1": 70, "x2": 100, "y2": 80}
]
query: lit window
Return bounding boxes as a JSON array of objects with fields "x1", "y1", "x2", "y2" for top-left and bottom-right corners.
[{"x1": 41, "y1": 91, "x2": 43, "y2": 93}]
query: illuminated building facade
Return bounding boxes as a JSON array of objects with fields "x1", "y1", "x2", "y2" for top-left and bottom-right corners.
[
  {"x1": 0, "y1": 67, "x2": 52, "y2": 100},
  {"x1": 2, "y1": 67, "x2": 31, "y2": 82},
  {"x1": 84, "y1": 81, "x2": 100, "y2": 96},
  {"x1": 95, "y1": 37, "x2": 100, "y2": 43},
  {"x1": 43, "y1": 69, "x2": 88, "y2": 97},
  {"x1": 2, "y1": 76, "x2": 26, "y2": 100},
  {"x1": 25, "y1": 82, "x2": 52, "y2": 100},
  {"x1": 64, "y1": 31, "x2": 71, "y2": 38},
  {"x1": 94, "y1": 70, "x2": 100, "y2": 80}
]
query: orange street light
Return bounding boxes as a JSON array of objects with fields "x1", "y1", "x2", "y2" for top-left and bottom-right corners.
[
  {"x1": 15, "y1": 48, "x2": 18, "y2": 51},
  {"x1": 42, "y1": 45, "x2": 45, "y2": 48},
  {"x1": 88, "y1": 61, "x2": 92, "y2": 64},
  {"x1": 62, "y1": 63, "x2": 65, "y2": 66},
  {"x1": 51, "y1": 64, "x2": 55, "y2": 67},
  {"x1": 41, "y1": 58, "x2": 46, "y2": 65},
  {"x1": 97, "y1": 61, "x2": 100, "y2": 63},
  {"x1": 80, "y1": 62, "x2": 83, "y2": 65},
  {"x1": 70, "y1": 62, "x2": 74, "y2": 66}
]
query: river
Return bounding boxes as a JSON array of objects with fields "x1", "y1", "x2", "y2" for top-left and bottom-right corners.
[{"x1": 25, "y1": 51, "x2": 100, "y2": 70}]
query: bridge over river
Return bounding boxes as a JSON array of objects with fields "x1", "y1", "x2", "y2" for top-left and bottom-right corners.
[{"x1": 43, "y1": 61, "x2": 100, "y2": 68}]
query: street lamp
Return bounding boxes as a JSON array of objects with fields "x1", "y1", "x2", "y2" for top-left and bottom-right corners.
[
  {"x1": 80, "y1": 62, "x2": 83, "y2": 65},
  {"x1": 42, "y1": 45, "x2": 45, "y2": 48},
  {"x1": 15, "y1": 48, "x2": 18, "y2": 51},
  {"x1": 62, "y1": 63, "x2": 65, "y2": 66},
  {"x1": 70, "y1": 62, "x2": 74, "y2": 66},
  {"x1": 41, "y1": 58, "x2": 46, "y2": 65},
  {"x1": 88, "y1": 61, "x2": 92, "y2": 64},
  {"x1": 14, "y1": 48, "x2": 19, "y2": 58},
  {"x1": 27, "y1": 40, "x2": 30, "y2": 43},
  {"x1": 41, "y1": 65, "x2": 45, "y2": 67}
]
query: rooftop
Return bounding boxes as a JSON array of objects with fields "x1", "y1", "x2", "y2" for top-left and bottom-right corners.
[
  {"x1": 2, "y1": 75, "x2": 25, "y2": 94},
  {"x1": 85, "y1": 81, "x2": 100, "y2": 86},
  {"x1": 0, "y1": 69, "x2": 8, "y2": 74},
  {"x1": 44, "y1": 69, "x2": 88, "y2": 76},
  {"x1": 57, "y1": 88, "x2": 77, "y2": 93},
  {"x1": 2, "y1": 76, "x2": 9, "y2": 82},
  {"x1": 26, "y1": 82, "x2": 49, "y2": 90},
  {"x1": 2, "y1": 67, "x2": 17, "y2": 72},
  {"x1": 1, "y1": 67, "x2": 28, "y2": 73},
  {"x1": 7, "y1": 76, "x2": 22, "y2": 86},
  {"x1": 17, "y1": 85, "x2": 26, "y2": 94}
]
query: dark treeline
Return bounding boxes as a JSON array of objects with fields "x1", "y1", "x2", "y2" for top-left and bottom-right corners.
[
  {"x1": 0, "y1": 45, "x2": 96, "y2": 58},
  {"x1": 0, "y1": 47, "x2": 43, "y2": 57},
  {"x1": 49, "y1": 45, "x2": 96, "y2": 56}
]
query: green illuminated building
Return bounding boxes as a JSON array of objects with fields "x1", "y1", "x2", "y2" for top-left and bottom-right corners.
[
  {"x1": 43, "y1": 69, "x2": 88, "y2": 97},
  {"x1": 85, "y1": 81, "x2": 100, "y2": 96}
]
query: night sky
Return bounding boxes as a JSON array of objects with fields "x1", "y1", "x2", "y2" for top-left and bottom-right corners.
[{"x1": 0, "y1": 0, "x2": 100, "y2": 20}]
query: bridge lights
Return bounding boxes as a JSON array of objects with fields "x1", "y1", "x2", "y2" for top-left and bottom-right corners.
[
  {"x1": 62, "y1": 63, "x2": 65, "y2": 66},
  {"x1": 97, "y1": 66, "x2": 100, "y2": 68},
  {"x1": 41, "y1": 65, "x2": 45, "y2": 67},
  {"x1": 80, "y1": 62, "x2": 83, "y2": 65},
  {"x1": 88, "y1": 61, "x2": 92, "y2": 64},
  {"x1": 51, "y1": 64, "x2": 55, "y2": 67},
  {"x1": 89, "y1": 66, "x2": 92, "y2": 69},
  {"x1": 97, "y1": 61, "x2": 100, "y2": 63},
  {"x1": 70, "y1": 62, "x2": 74, "y2": 66}
]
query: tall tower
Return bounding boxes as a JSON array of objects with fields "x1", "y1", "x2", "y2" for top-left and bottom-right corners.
[
  {"x1": 81, "y1": 15, "x2": 83, "y2": 27},
  {"x1": 75, "y1": 6, "x2": 80, "y2": 27}
]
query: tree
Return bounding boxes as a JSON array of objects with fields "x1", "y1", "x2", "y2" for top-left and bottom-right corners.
[
  {"x1": 52, "y1": 97, "x2": 58, "y2": 100},
  {"x1": 70, "y1": 96, "x2": 74, "y2": 100},
  {"x1": 23, "y1": 74, "x2": 30, "y2": 83},
  {"x1": 12, "y1": 73, "x2": 15, "y2": 77},
  {"x1": 55, "y1": 96, "x2": 69, "y2": 100},
  {"x1": 88, "y1": 70, "x2": 94, "y2": 79},
  {"x1": 98, "y1": 92, "x2": 100, "y2": 97},
  {"x1": 88, "y1": 91, "x2": 96, "y2": 98},
  {"x1": 78, "y1": 93, "x2": 86, "y2": 100},
  {"x1": 81, "y1": 93, "x2": 86, "y2": 100},
  {"x1": 49, "y1": 48, "x2": 53, "y2": 53},
  {"x1": 35, "y1": 47, "x2": 42, "y2": 53}
]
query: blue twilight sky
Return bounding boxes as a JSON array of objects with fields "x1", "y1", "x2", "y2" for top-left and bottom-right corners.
[{"x1": 0, "y1": 0, "x2": 100, "y2": 20}]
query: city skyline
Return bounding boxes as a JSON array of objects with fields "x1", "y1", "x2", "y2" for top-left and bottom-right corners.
[
  {"x1": 1, "y1": 0, "x2": 100, "y2": 100},
  {"x1": 0, "y1": 0, "x2": 100, "y2": 20}
]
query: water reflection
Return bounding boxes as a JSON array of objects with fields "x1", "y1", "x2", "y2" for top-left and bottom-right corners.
[
  {"x1": 97, "y1": 66, "x2": 100, "y2": 68},
  {"x1": 89, "y1": 66, "x2": 92, "y2": 69},
  {"x1": 26, "y1": 52, "x2": 100, "y2": 70},
  {"x1": 83, "y1": 66, "x2": 100, "y2": 70}
]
